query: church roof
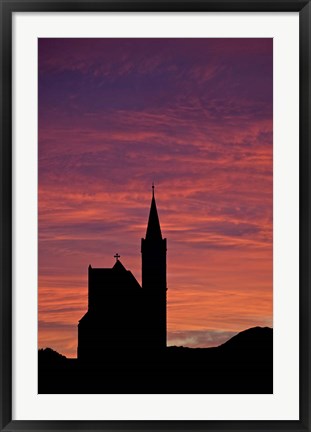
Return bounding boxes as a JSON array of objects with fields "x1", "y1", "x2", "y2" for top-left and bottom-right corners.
[
  {"x1": 89, "y1": 260, "x2": 142, "y2": 293},
  {"x1": 112, "y1": 259, "x2": 126, "y2": 272},
  {"x1": 145, "y1": 187, "x2": 162, "y2": 240},
  {"x1": 78, "y1": 311, "x2": 89, "y2": 323}
]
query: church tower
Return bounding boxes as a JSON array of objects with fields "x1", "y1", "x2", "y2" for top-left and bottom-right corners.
[{"x1": 141, "y1": 185, "x2": 167, "y2": 349}]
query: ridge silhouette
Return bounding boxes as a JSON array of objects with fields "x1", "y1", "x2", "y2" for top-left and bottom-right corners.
[
  {"x1": 39, "y1": 188, "x2": 273, "y2": 394},
  {"x1": 38, "y1": 326, "x2": 273, "y2": 393}
]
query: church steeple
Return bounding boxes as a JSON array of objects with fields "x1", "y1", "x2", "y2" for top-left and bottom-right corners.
[
  {"x1": 145, "y1": 184, "x2": 162, "y2": 240},
  {"x1": 141, "y1": 185, "x2": 167, "y2": 348}
]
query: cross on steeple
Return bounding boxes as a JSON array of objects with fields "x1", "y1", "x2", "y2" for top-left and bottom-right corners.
[
  {"x1": 114, "y1": 253, "x2": 120, "y2": 261},
  {"x1": 152, "y1": 182, "x2": 155, "y2": 197}
]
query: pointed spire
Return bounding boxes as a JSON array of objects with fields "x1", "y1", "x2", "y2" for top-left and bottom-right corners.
[{"x1": 145, "y1": 184, "x2": 162, "y2": 240}]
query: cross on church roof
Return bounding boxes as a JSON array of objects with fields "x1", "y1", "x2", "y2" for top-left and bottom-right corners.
[{"x1": 114, "y1": 253, "x2": 120, "y2": 261}]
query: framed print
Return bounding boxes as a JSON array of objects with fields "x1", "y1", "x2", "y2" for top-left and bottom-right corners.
[{"x1": 1, "y1": 1, "x2": 310, "y2": 431}]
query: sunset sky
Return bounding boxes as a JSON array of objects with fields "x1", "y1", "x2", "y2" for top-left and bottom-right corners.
[{"x1": 38, "y1": 38, "x2": 273, "y2": 358}]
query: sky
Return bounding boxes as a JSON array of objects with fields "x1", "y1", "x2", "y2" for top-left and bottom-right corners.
[{"x1": 38, "y1": 38, "x2": 273, "y2": 358}]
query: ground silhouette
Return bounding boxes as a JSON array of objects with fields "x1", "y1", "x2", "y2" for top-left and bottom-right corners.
[{"x1": 38, "y1": 326, "x2": 273, "y2": 394}]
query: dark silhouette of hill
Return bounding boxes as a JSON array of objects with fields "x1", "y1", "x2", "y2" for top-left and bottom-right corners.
[
  {"x1": 219, "y1": 326, "x2": 272, "y2": 350},
  {"x1": 38, "y1": 327, "x2": 273, "y2": 394}
]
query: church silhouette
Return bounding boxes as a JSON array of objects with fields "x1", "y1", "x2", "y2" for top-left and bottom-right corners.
[{"x1": 77, "y1": 186, "x2": 167, "y2": 361}]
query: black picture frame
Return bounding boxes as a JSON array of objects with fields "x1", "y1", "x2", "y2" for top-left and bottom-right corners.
[{"x1": 1, "y1": 0, "x2": 310, "y2": 430}]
